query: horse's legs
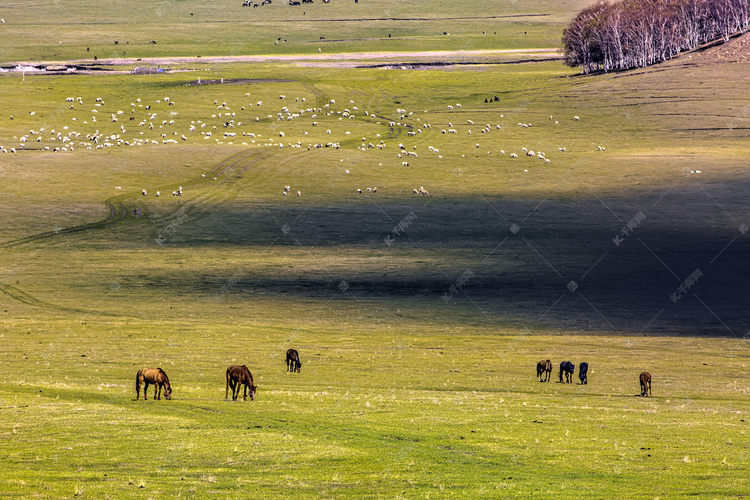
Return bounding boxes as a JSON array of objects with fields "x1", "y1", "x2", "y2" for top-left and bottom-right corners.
[
  {"x1": 156, "y1": 383, "x2": 162, "y2": 400},
  {"x1": 144, "y1": 382, "x2": 150, "y2": 400},
  {"x1": 242, "y1": 383, "x2": 247, "y2": 401}
]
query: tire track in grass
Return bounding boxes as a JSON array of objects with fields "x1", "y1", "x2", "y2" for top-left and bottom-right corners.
[
  {"x1": 0, "y1": 149, "x2": 262, "y2": 249},
  {"x1": 0, "y1": 283, "x2": 126, "y2": 317},
  {"x1": 0, "y1": 149, "x2": 268, "y2": 314},
  {"x1": 301, "y1": 82, "x2": 330, "y2": 108},
  {"x1": 153, "y1": 150, "x2": 271, "y2": 229},
  {"x1": 0, "y1": 198, "x2": 129, "y2": 249}
]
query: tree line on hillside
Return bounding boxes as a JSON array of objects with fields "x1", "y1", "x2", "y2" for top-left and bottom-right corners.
[{"x1": 562, "y1": 0, "x2": 750, "y2": 73}]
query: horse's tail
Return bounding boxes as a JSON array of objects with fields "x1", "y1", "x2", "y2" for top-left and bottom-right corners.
[{"x1": 135, "y1": 369, "x2": 142, "y2": 393}]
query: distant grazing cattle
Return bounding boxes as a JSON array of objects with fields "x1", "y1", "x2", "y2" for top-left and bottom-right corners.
[
  {"x1": 286, "y1": 348, "x2": 301, "y2": 372},
  {"x1": 536, "y1": 359, "x2": 552, "y2": 382},
  {"x1": 226, "y1": 365, "x2": 257, "y2": 401},
  {"x1": 559, "y1": 361, "x2": 575, "y2": 383},
  {"x1": 640, "y1": 371, "x2": 651, "y2": 396},
  {"x1": 579, "y1": 362, "x2": 588, "y2": 385}
]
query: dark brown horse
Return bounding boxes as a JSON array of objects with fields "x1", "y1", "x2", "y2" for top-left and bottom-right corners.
[
  {"x1": 536, "y1": 359, "x2": 552, "y2": 382},
  {"x1": 286, "y1": 348, "x2": 301, "y2": 373},
  {"x1": 559, "y1": 361, "x2": 575, "y2": 383},
  {"x1": 226, "y1": 365, "x2": 257, "y2": 401},
  {"x1": 640, "y1": 372, "x2": 651, "y2": 396},
  {"x1": 136, "y1": 368, "x2": 172, "y2": 400}
]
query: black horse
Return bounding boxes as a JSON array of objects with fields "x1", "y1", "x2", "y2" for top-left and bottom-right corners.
[
  {"x1": 286, "y1": 348, "x2": 301, "y2": 373},
  {"x1": 559, "y1": 361, "x2": 575, "y2": 383},
  {"x1": 579, "y1": 362, "x2": 588, "y2": 384}
]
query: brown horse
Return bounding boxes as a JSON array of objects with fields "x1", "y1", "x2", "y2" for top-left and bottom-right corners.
[
  {"x1": 536, "y1": 359, "x2": 552, "y2": 382},
  {"x1": 286, "y1": 348, "x2": 301, "y2": 373},
  {"x1": 136, "y1": 368, "x2": 172, "y2": 400},
  {"x1": 640, "y1": 372, "x2": 652, "y2": 396},
  {"x1": 226, "y1": 365, "x2": 257, "y2": 401}
]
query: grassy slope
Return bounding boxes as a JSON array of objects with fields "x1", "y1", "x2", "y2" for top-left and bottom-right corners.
[{"x1": 2, "y1": 2, "x2": 750, "y2": 498}]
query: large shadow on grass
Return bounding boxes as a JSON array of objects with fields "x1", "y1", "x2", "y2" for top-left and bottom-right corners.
[
  {"x1": 4, "y1": 171, "x2": 730, "y2": 336},
  {"x1": 115, "y1": 172, "x2": 750, "y2": 337}
]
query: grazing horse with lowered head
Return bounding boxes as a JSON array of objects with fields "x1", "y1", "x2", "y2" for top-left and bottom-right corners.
[
  {"x1": 136, "y1": 368, "x2": 172, "y2": 400},
  {"x1": 559, "y1": 361, "x2": 575, "y2": 383},
  {"x1": 286, "y1": 348, "x2": 301, "y2": 373},
  {"x1": 536, "y1": 359, "x2": 552, "y2": 382},
  {"x1": 579, "y1": 362, "x2": 589, "y2": 385},
  {"x1": 226, "y1": 365, "x2": 257, "y2": 401},
  {"x1": 640, "y1": 371, "x2": 651, "y2": 396}
]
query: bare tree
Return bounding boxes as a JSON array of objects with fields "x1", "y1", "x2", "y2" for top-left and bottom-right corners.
[{"x1": 563, "y1": 0, "x2": 749, "y2": 73}]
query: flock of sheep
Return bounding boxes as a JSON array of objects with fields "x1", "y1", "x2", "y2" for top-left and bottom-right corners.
[{"x1": 1, "y1": 87, "x2": 602, "y2": 198}]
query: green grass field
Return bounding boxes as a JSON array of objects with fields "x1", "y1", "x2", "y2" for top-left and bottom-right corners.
[
  {"x1": 0, "y1": 0, "x2": 590, "y2": 62},
  {"x1": 2, "y1": 1, "x2": 750, "y2": 498}
]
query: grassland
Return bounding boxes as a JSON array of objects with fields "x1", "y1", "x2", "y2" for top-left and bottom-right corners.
[
  {"x1": 0, "y1": 0, "x2": 592, "y2": 63},
  {"x1": 2, "y1": 0, "x2": 750, "y2": 498}
]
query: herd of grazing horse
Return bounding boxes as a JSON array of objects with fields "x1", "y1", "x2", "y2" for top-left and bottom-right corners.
[
  {"x1": 135, "y1": 350, "x2": 651, "y2": 401},
  {"x1": 536, "y1": 359, "x2": 650, "y2": 395},
  {"x1": 135, "y1": 349, "x2": 302, "y2": 401}
]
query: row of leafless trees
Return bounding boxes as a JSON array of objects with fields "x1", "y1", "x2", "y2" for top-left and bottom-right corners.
[{"x1": 563, "y1": 0, "x2": 750, "y2": 73}]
